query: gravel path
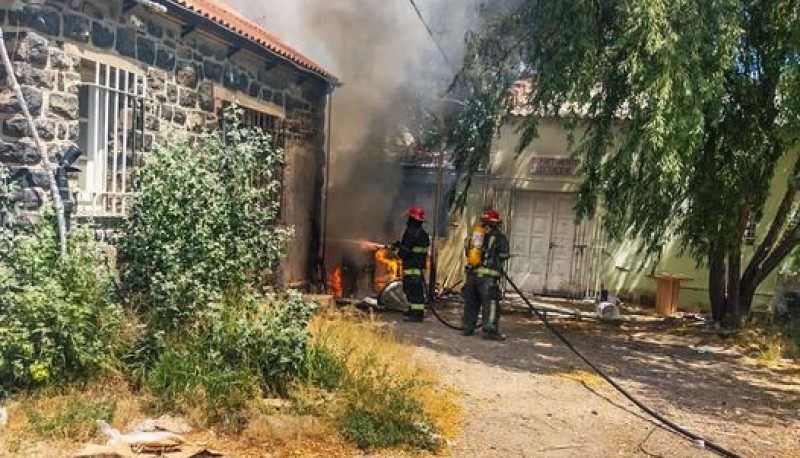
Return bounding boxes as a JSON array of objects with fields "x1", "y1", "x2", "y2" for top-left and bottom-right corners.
[{"x1": 387, "y1": 306, "x2": 800, "y2": 458}]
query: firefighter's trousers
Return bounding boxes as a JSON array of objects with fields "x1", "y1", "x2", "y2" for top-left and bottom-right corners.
[
  {"x1": 403, "y1": 273, "x2": 426, "y2": 320},
  {"x1": 462, "y1": 271, "x2": 502, "y2": 335}
]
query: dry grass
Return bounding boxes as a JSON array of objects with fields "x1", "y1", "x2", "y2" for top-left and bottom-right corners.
[
  {"x1": 0, "y1": 311, "x2": 463, "y2": 457},
  {"x1": 0, "y1": 374, "x2": 147, "y2": 457},
  {"x1": 308, "y1": 309, "x2": 463, "y2": 444},
  {"x1": 553, "y1": 369, "x2": 606, "y2": 390},
  {"x1": 736, "y1": 326, "x2": 800, "y2": 368}
]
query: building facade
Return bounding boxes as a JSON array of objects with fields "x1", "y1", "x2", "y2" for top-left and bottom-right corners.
[
  {"x1": 435, "y1": 81, "x2": 789, "y2": 312},
  {"x1": 0, "y1": 0, "x2": 336, "y2": 285}
]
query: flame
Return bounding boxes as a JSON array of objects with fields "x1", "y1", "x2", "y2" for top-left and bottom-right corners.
[
  {"x1": 374, "y1": 247, "x2": 402, "y2": 292},
  {"x1": 329, "y1": 267, "x2": 343, "y2": 297}
]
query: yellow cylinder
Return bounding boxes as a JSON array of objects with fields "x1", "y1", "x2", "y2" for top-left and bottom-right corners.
[{"x1": 466, "y1": 223, "x2": 486, "y2": 267}]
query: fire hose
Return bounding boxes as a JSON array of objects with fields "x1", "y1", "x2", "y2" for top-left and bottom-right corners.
[{"x1": 493, "y1": 268, "x2": 741, "y2": 458}]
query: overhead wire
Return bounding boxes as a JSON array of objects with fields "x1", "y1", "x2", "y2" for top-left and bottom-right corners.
[{"x1": 407, "y1": 0, "x2": 457, "y2": 71}]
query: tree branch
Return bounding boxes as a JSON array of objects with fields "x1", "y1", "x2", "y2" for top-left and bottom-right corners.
[
  {"x1": 742, "y1": 156, "x2": 799, "y2": 284},
  {"x1": 754, "y1": 219, "x2": 800, "y2": 287}
]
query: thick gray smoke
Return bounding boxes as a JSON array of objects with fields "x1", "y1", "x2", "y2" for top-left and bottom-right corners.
[
  {"x1": 220, "y1": 0, "x2": 508, "y2": 281},
  {"x1": 223, "y1": 1, "x2": 487, "y2": 218}
]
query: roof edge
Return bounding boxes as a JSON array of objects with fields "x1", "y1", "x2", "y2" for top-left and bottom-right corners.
[{"x1": 157, "y1": 0, "x2": 339, "y2": 85}]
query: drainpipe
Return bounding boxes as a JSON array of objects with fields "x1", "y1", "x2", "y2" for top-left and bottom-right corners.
[{"x1": 321, "y1": 87, "x2": 334, "y2": 291}]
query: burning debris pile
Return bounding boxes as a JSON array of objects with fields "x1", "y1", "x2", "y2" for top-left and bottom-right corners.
[{"x1": 326, "y1": 240, "x2": 403, "y2": 300}]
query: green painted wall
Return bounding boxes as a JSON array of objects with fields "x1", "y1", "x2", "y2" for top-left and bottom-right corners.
[{"x1": 437, "y1": 117, "x2": 797, "y2": 312}]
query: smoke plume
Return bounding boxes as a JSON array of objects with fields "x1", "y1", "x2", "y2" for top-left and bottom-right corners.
[{"x1": 220, "y1": 0, "x2": 502, "y2": 254}]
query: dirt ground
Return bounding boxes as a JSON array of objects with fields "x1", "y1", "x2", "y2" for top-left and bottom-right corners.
[{"x1": 383, "y1": 304, "x2": 800, "y2": 458}]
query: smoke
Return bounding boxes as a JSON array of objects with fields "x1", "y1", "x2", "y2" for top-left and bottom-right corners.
[{"x1": 220, "y1": 0, "x2": 500, "y2": 247}]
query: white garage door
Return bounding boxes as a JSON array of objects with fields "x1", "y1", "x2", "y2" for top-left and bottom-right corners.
[{"x1": 507, "y1": 192, "x2": 594, "y2": 296}]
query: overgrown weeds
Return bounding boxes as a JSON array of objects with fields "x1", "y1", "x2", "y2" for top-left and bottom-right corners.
[
  {"x1": 0, "y1": 218, "x2": 121, "y2": 391},
  {"x1": 739, "y1": 325, "x2": 800, "y2": 366},
  {"x1": 290, "y1": 312, "x2": 462, "y2": 452}
]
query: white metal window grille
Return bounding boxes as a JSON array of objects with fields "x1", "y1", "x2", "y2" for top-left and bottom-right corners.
[
  {"x1": 225, "y1": 106, "x2": 286, "y2": 222},
  {"x1": 76, "y1": 61, "x2": 147, "y2": 217}
]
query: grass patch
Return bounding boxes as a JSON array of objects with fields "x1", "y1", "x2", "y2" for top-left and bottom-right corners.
[
  {"x1": 4, "y1": 377, "x2": 145, "y2": 446},
  {"x1": 25, "y1": 398, "x2": 116, "y2": 440},
  {"x1": 554, "y1": 369, "x2": 606, "y2": 390},
  {"x1": 738, "y1": 326, "x2": 800, "y2": 367},
  {"x1": 147, "y1": 347, "x2": 259, "y2": 430},
  {"x1": 290, "y1": 311, "x2": 463, "y2": 452}
]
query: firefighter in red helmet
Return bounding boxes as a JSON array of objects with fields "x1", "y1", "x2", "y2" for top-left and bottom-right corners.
[
  {"x1": 393, "y1": 205, "x2": 430, "y2": 322},
  {"x1": 462, "y1": 209, "x2": 510, "y2": 340}
]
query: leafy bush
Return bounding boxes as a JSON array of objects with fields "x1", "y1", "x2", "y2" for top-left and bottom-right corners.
[
  {"x1": 119, "y1": 108, "x2": 317, "y2": 427},
  {"x1": 119, "y1": 107, "x2": 290, "y2": 332},
  {"x1": 0, "y1": 219, "x2": 121, "y2": 391}
]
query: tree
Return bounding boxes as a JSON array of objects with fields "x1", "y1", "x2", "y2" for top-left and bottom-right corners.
[{"x1": 453, "y1": 0, "x2": 800, "y2": 324}]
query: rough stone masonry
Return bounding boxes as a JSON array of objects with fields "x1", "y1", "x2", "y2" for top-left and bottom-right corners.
[{"x1": 0, "y1": 0, "x2": 330, "y2": 285}]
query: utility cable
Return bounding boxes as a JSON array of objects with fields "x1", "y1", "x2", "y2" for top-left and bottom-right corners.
[
  {"x1": 500, "y1": 269, "x2": 741, "y2": 458},
  {"x1": 407, "y1": 0, "x2": 456, "y2": 71}
]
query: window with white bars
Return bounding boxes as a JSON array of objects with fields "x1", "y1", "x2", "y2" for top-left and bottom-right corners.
[
  {"x1": 76, "y1": 60, "x2": 147, "y2": 216},
  {"x1": 226, "y1": 106, "x2": 286, "y2": 223}
]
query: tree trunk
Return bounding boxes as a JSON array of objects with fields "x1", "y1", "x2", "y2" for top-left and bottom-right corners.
[
  {"x1": 709, "y1": 240, "x2": 728, "y2": 323},
  {"x1": 727, "y1": 241, "x2": 742, "y2": 325}
]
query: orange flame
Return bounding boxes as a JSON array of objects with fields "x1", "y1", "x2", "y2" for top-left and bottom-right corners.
[
  {"x1": 329, "y1": 267, "x2": 343, "y2": 297},
  {"x1": 374, "y1": 247, "x2": 402, "y2": 292}
]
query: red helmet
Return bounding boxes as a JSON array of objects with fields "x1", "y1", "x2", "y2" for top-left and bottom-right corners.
[
  {"x1": 407, "y1": 205, "x2": 426, "y2": 222},
  {"x1": 482, "y1": 209, "x2": 501, "y2": 223}
]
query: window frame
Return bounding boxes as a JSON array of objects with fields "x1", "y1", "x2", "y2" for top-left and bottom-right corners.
[{"x1": 76, "y1": 60, "x2": 147, "y2": 217}]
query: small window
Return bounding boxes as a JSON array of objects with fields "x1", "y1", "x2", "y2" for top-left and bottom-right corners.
[
  {"x1": 76, "y1": 60, "x2": 147, "y2": 216},
  {"x1": 743, "y1": 207, "x2": 758, "y2": 245}
]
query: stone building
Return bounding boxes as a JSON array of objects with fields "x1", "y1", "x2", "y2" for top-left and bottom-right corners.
[{"x1": 0, "y1": 0, "x2": 338, "y2": 286}]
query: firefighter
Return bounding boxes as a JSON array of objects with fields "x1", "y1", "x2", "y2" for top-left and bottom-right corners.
[
  {"x1": 462, "y1": 209, "x2": 510, "y2": 340},
  {"x1": 393, "y1": 205, "x2": 430, "y2": 322}
]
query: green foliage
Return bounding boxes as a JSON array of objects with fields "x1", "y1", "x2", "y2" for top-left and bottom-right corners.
[
  {"x1": 119, "y1": 106, "x2": 317, "y2": 427},
  {"x1": 298, "y1": 341, "x2": 346, "y2": 391},
  {"x1": 147, "y1": 290, "x2": 316, "y2": 428},
  {"x1": 119, "y1": 106, "x2": 290, "y2": 332},
  {"x1": 0, "y1": 219, "x2": 121, "y2": 391},
  {"x1": 25, "y1": 398, "x2": 116, "y2": 440},
  {"x1": 338, "y1": 358, "x2": 436, "y2": 451},
  {"x1": 293, "y1": 329, "x2": 441, "y2": 451},
  {"x1": 148, "y1": 346, "x2": 258, "y2": 428},
  {"x1": 455, "y1": 0, "x2": 800, "y2": 317}
]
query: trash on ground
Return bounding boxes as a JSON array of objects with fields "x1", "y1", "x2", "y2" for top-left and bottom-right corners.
[
  {"x1": 99, "y1": 419, "x2": 184, "y2": 448},
  {"x1": 596, "y1": 301, "x2": 621, "y2": 321},
  {"x1": 132, "y1": 415, "x2": 194, "y2": 434},
  {"x1": 74, "y1": 443, "x2": 223, "y2": 458}
]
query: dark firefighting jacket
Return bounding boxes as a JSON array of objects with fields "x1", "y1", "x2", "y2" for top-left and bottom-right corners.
[{"x1": 397, "y1": 219, "x2": 430, "y2": 275}]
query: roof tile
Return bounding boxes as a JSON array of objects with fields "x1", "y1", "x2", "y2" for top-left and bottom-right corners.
[{"x1": 170, "y1": 0, "x2": 336, "y2": 81}]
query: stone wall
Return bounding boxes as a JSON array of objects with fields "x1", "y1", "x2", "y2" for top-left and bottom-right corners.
[{"x1": 0, "y1": 0, "x2": 330, "y2": 284}]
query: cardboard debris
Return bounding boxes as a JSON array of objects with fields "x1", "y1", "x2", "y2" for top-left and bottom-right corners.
[
  {"x1": 132, "y1": 415, "x2": 194, "y2": 435},
  {"x1": 74, "y1": 444, "x2": 223, "y2": 458}
]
